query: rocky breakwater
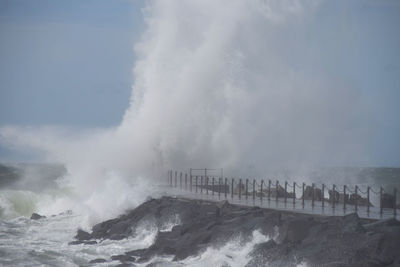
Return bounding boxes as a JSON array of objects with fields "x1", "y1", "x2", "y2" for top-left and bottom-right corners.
[{"x1": 71, "y1": 196, "x2": 400, "y2": 266}]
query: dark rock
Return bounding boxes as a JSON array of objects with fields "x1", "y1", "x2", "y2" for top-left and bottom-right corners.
[
  {"x1": 348, "y1": 193, "x2": 372, "y2": 207},
  {"x1": 70, "y1": 196, "x2": 400, "y2": 266},
  {"x1": 115, "y1": 264, "x2": 136, "y2": 267},
  {"x1": 75, "y1": 229, "x2": 91, "y2": 240},
  {"x1": 259, "y1": 184, "x2": 295, "y2": 199},
  {"x1": 381, "y1": 193, "x2": 395, "y2": 208},
  {"x1": 68, "y1": 240, "x2": 97, "y2": 245},
  {"x1": 30, "y1": 213, "x2": 46, "y2": 220},
  {"x1": 111, "y1": 254, "x2": 136, "y2": 262},
  {"x1": 89, "y1": 258, "x2": 107, "y2": 263},
  {"x1": 302, "y1": 186, "x2": 323, "y2": 201}
]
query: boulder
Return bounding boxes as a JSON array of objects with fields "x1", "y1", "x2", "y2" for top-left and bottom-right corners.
[{"x1": 30, "y1": 213, "x2": 46, "y2": 220}]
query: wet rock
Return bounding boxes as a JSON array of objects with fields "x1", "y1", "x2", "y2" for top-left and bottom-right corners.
[
  {"x1": 89, "y1": 258, "x2": 107, "y2": 263},
  {"x1": 71, "y1": 196, "x2": 400, "y2": 266},
  {"x1": 381, "y1": 193, "x2": 395, "y2": 208},
  {"x1": 30, "y1": 213, "x2": 46, "y2": 220},
  {"x1": 111, "y1": 254, "x2": 136, "y2": 262},
  {"x1": 342, "y1": 213, "x2": 365, "y2": 233},
  {"x1": 75, "y1": 229, "x2": 91, "y2": 240},
  {"x1": 302, "y1": 186, "x2": 323, "y2": 201},
  {"x1": 115, "y1": 264, "x2": 136, "y2": 267}
]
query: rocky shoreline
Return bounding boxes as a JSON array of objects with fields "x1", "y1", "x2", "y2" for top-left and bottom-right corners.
[{"x1": 70, "y1": 196, "x2": 400, "y2": 267}]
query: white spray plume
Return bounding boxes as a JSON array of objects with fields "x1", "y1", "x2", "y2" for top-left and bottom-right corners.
[{"x1": 0, "y1": 0, "x2": 374, "y2": 221}]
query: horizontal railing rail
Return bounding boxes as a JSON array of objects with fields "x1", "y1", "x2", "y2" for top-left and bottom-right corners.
[{"x1": 166, "y1": 170, "x2": 399, "y2": 219}]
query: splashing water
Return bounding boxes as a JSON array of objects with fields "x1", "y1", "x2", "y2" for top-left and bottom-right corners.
[
  {"x1": 0, "y1": 0, "x2": 375, "y2": 221},
  {"x1": 180, "y1": 230, "x2": 269, "y2": 267}
]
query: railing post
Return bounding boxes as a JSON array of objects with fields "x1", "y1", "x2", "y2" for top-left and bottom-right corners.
[
  {"x1": 276, "y1": 180, "x2": 279, "y2": 203},
  {"x1": 343, "y1": 185, "x2": 346, "y2": 212},
  {"x1": 253, "y1": 179, "x2": 255, "y2": 201},
  {"x1": 284, "y1": 181, "x2": 288, "y2": 205},
  {"x1": 218, "y1": 178, "x2": 221, "y2": 198},
  {"x1": 312, "y1": 183, "x2": 315, "y2": 209},
  {"x1": 175, "y1": 171, "x2": 177, "y2": 188},
  {"x1": 293, "y1": 182, "x2": 296, "y2": 205},
  {"x1": 189, "y1": 168, "x2": 192, "y2": 189},
  {"x1": 239, "y1": 179, "x2": 242, "y2": 200},
  {"x1": 200, "y1": 176, "x2": 203, "y2": 194},
  {"x1": 212, "y1": 177, "x2": 215, "y2": 196},
  {"x1": 332, "y1": 184, "x2": 336, "y2": 209},
  {"x1": 367, "y1": 186, "x2": 370, "y2": 215},
  {"x1": 195, "y1": 176, "x2": 198, "y2": 193},
  {"x1": 394, "y1": 188, "x2": 397, "y2": 217},
  {"x1": 180, "y1": 172, "x2": 182, "y2": 190},
  {"x1": 302, "y1": 183, "x2": 305, "y2": 207},
  {"x1": 380, "y1": 186, "x2": 383, "y2": 217},
  {"x1": 355, "y1": 185, "x2": 358, "y2": 212},
  {"x1": 322, "y1": 184, "x2": 325, "y2": 209},
  {"x1": 231, "y1": 178, "x2": 234, "y2": 199},
  {"x1": 260, "y1": 180, "x2": 264, "y2": 202},
  {"x1": 225, "y1": 178, "x2": 228, "y2": 198},
  {"x1": 268, "y1": 180, "x2": 271, "y2": 201},
  {"x1": 246, "y1": 179, "x2": 249, "y2": 200},
  {"x1": 206, "y1": 176, "x2": 209, "y2": 195}
]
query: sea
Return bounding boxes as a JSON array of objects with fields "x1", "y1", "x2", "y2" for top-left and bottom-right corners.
[{"x1": 0, "y1": 163, "x2": 399, "y2": 266}]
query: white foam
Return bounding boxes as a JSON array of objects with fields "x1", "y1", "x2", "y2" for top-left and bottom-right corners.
[
  {"x1": 180, "y1": 229, "x2": 269, "y2": 267},
  {"x1": 159, "y1": 213, "x2": 181, "y2": 232},
  {"x1": 0, "y1": 213, "x2": 159, "y2": 266}
]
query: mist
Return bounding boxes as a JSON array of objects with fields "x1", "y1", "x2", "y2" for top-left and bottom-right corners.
[{"x1": 0, "y1": 0, "x2": 379, "y2": 220}]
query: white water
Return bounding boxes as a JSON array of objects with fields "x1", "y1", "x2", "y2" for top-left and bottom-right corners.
[
  {"x1": 0, "y1": 213, "x2": 158, "y2": 266},
  {"x1": 180, "y1": 230, "x2": 269, "y2": 267},
  {"x1": 0, "y1": 0, "x2": 374, "y2": 222}
]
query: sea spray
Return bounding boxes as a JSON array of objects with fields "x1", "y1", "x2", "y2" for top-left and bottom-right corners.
[
  {"x1": 180, "y1": 229, "x2": 269, "y2": 267},
  {"x1": 0, "y1": 0, "x2": 373, "y2": 222}
]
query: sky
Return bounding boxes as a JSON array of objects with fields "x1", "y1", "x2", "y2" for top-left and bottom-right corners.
[
  {"x1": 0, "y1": 0, "x2": 399, "y2": 167},
  {"x1": 0, "y1": 0, "x2": 144, "y2": 160}
]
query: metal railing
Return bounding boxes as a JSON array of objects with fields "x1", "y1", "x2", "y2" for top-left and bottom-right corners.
[{"x1": 166, "y1": 170, "x2": 399, "y2": 220}]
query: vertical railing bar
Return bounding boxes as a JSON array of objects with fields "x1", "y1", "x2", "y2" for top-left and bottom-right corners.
[
  {"x1": 231, "y1": 178, "x2": 234, "y2": 199},
  {"x1": 239, "y1": 179, "x2": 242, "y2": 200},
  {"x1": 355, "y1": 185, "x2": 358, "y2": 212},
  {"x1": 394, "y1": 188, "x2": 397, "y2": 217},
  {"x1": 333, "y1": 184, "x2": 336, "y2": 210},
  {"x1": 293, "y1": 182, "x2": 296, "y2": 206},
  {"x1": 260, "y1": 180, "x2": 264, "y2": 202},
  {"x1": 343, "y1": 185, "x2": 346, "y2": 212},
  {"x1": 201, "y1": 176, "x2": 203, "y2": 194},
  {"x1": 380, "y1": 186, "x2": 383, "y2": 217},
  {"x1": 311, "y1": 183, "x2": 314, "y2": 208},
  {"x1": 284, "y1": 181, "x2": 288, "y2": 205},
  {"x1": 212, "y1": 177, "x2": 215, "y2": 196},
  {"x1": 367, "y1": 186, "x2": 370, "y2": 216},
  {"x1": 246, "y1": 179, "x2": 248, "y2": 200},
  {"x1": 218, "y1": 178, "x2": 221, "y2": 199},
  {"x1": 268, "y1": 180, "x2": 271, "y2": 202},
  {"x1": 174, "y1": 171, "x2": 177, "y2": 188},
  {"x1": 253, "y1": 179, "x2": 255, "y2": 201},
  {"x1": 225, "y1": 178, "x2": 228, "y2": 199}
]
